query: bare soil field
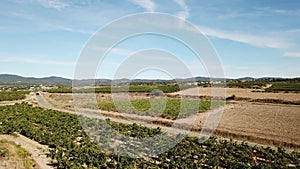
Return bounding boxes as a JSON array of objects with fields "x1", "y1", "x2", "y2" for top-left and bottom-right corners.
[
  {"x1": 217, "y1": 102, "x2": 300, "y2": 148},
  {"x1": 128, "y1": 101, "x2": 300, "y2": 148},
  {"x1": 172, "y1": 87, "x2": 300, "y2": 102}
]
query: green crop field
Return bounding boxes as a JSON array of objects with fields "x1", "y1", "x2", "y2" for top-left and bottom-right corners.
[
  {"x1": 93, "y1": 98, "x2": 221, "y2": 119},
  {"x1": 265, "y1": 82, "x2": 300, "y2": 92},
  {"x1": 226, "y1": 78, "x2": 300, "y2": 92},
  {"x1": 226, "y1": 81, "x2": 268, "y2": 89},
  {"x1": 0, "y1": 103, "x2": 298, "y2": 168},
  {"x1": 0, "y1": 91, "x2": 29, "y2": 101}
]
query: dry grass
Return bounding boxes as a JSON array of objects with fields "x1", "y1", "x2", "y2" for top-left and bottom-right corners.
[
  {"x1": 172, "y1": 87, "x2": 300, "y2": 102},
  {"x1": 150, "y1": 102, "x2": 300, "y2": 149},
  {"x1": 0, "y1": 139, "x2": 39, "y2": 169},
  {"x1": 218, "y1": 102, "x2": 300, "y2": 148}
]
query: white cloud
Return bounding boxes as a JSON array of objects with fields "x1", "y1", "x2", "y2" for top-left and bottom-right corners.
[
  {"x1": 174, "y1": 0, "x2": 189, "y2": 20},
  {"x1": 36, "y1": 0, "x2": 69, "y2": 10},
  {"x1": 128, "y1": 0, "x2": 156, "y2": 12},
  {"x1": 283, "y1": 52, "x2": 300, "y2": 58},
  {"x1": 196, "y1": 26, "x2": 291, "y2": 49},
  {"x1": 1, "y1": 56, "x2": 74, "y2": 65}
]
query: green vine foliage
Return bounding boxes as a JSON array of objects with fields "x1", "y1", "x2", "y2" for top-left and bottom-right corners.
[
  {"x1": 94, "y1": 98, "x2": 215, "y2": 119},
  {"x1": 0, "y1": 91, "x2": 29, "y2": 101}
]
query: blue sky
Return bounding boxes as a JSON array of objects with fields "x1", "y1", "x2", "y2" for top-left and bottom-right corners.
[{"x1": 0, "y1": 0, "x2": 299, "y2": 79}]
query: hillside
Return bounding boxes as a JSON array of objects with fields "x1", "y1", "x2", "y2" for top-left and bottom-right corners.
[{"x1": 0, "y1": 74, "x2": 71, "y2": 85}]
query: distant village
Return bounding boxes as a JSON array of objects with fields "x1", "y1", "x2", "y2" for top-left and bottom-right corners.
[{"x1": 0, "y1": 84, "x2": 58, "y2": 92}]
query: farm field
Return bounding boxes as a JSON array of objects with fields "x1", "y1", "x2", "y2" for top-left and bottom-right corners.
[
  {"x1": 46, "y1": 84, "x2": 195, "y2": 93},
  {"x1": 1, "y1": 85, "x2": 299, "y2": 168},
  {"x1": 265, "y1": 82, "x2": 300, "y2": 92},
  {"x1": 0, "y1": 91, "x2": 34, "y2": 106},
  {"x1": 41, "y1": 88, "x2": 300, "y2": 149},
  {"x1": 172, "y1": 87, "x2": 300, "y2": 102},
  {"x1": 0, "y1": 103, "x2": 299, "y2": 168},
  {"x1": 40, "y1": 92, "x2": 150, "y2": 110},
  {"x1": 42, "y1": 86, "x2": 300, "y2": 111},
  {"x1": 216, "y1": 102, "x2": 300, "y2": 147},
  {"x1": 0, "y1": 91, "x2": 30, "y2": 102},
  {"x1": 94, "y1": 98, "x2": 213, "y2": 119}
]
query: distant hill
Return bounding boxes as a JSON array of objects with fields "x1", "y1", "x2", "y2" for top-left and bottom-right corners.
[
  {"x1": 0, "y1": 74, "x2": 297, "y2": 85},
  {"x1": 236, "y1": 77, "x2": 255, "y2": 81},
  {"x1": 0, "y1": 74, "x2": 71, "y2": 85}
]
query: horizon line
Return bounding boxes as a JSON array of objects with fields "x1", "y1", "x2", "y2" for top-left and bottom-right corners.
[{"x1": 1, "y1": 73, "x2": 299, "y2": 81}]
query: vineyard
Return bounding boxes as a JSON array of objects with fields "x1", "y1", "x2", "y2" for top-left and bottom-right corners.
[
  {"x1": 0, "y1": 91, "x2": 29, "y2": 101},
  {"x1": 46, "y1": 81, "x2": 300, "y2": 94},
  {"x1": 226, "y1": 81, "x2": 268, "y2": 89},
  {"x1": 0, "y1": 103, "x2": 299, "y2": 168},
  {"x1": 265, "y1": 82, "x2": 300, "y2": 92},
  {"x1": 90, "y1": 98, "x2": 215, "y2": 119},
  {"x1": 226, "y1": 80, "x2": 300, "y2": 92}
]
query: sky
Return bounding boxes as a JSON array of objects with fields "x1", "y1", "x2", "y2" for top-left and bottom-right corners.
[{"x1": 0, "y1": 0, "x2": 299, "y2": 79}]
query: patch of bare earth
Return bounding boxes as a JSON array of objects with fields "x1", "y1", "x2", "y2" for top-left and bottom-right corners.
[
  {"x1": 217, "y1": 102, "x2": 299, "y2": 148},
  {"x1": 145, "y1": 102, "x2": 300, "y2": 149},
  {"x1": 172, "y1": 87, "x2": 300, "y2": 102},
  {"x1": 172, "y1": 87, "x2": 300, "y2": 148}
]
